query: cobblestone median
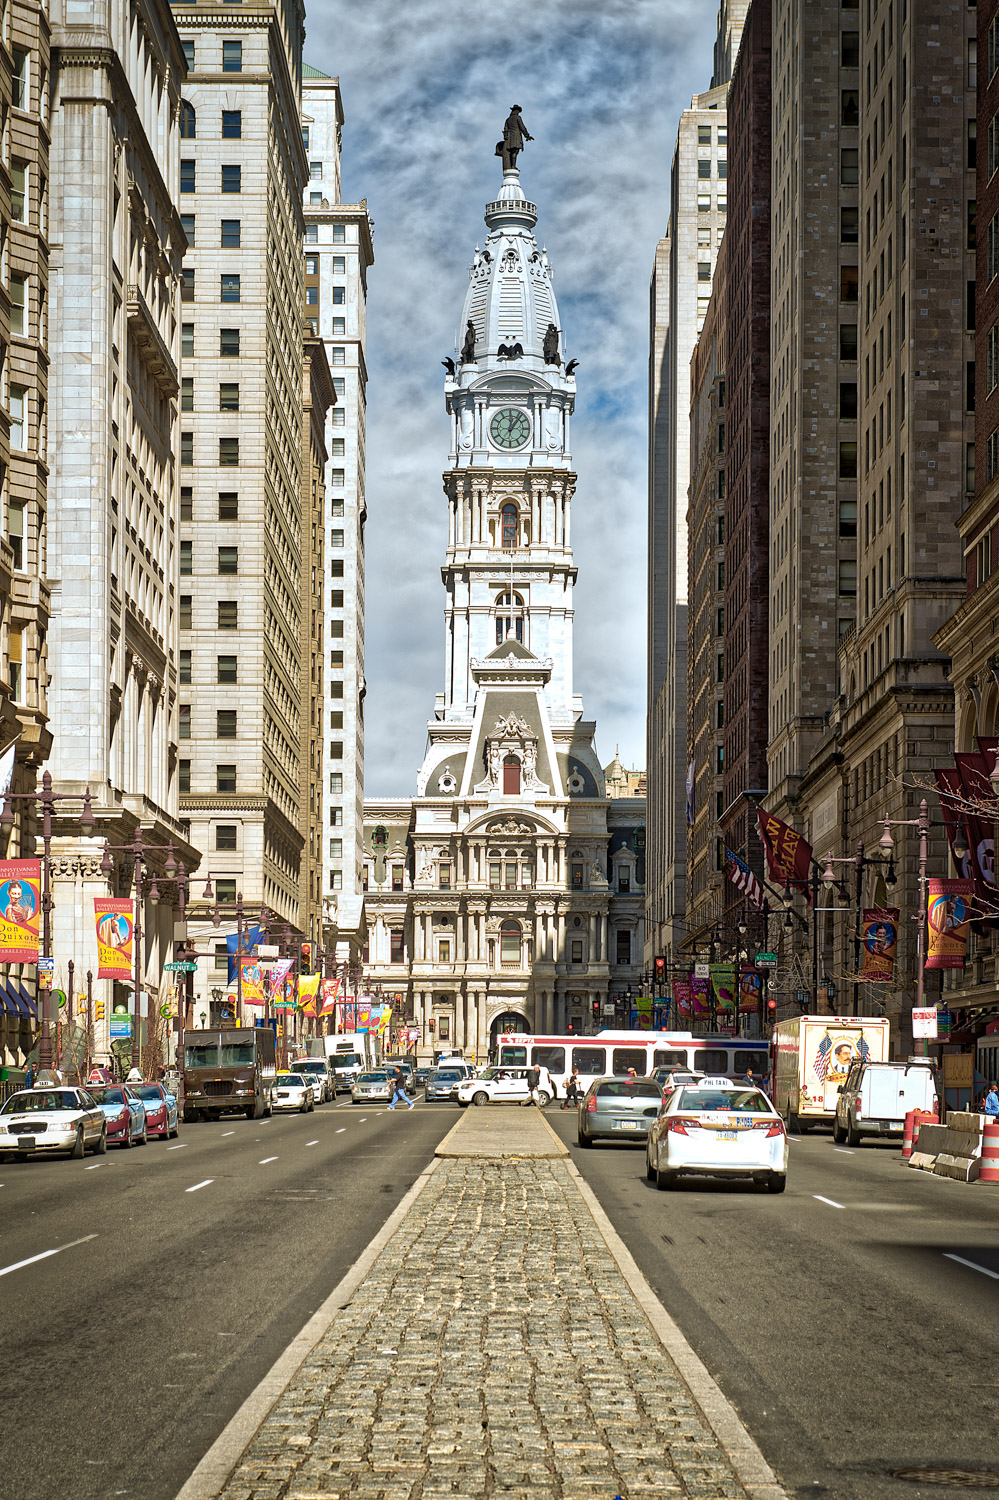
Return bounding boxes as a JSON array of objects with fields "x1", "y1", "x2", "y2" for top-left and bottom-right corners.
[{"x1": 215, "y1": 1156, "x2": 764, "y2": 1500}]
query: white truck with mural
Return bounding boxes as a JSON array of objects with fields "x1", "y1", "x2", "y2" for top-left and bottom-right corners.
[{"x1": 770, "y1": 1015, "x2": 890, "y2": 1131}]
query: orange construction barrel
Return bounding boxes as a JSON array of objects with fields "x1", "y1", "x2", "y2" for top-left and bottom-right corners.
[
  {"x1": 902, "y1": 1109, "x2": 916, "y2": 1159},
  {"x1": 980, "y1": 1118, "x2": 999, "y2": 1185}
]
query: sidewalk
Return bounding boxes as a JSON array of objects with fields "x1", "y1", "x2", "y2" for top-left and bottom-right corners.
[{"x1": 178, "y1": 1108, "x2": 788, "y2": 1500}]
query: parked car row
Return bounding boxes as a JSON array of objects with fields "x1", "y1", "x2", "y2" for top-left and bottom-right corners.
[{"x1": 0, "y1": 1081, "x2": 180, "y2": 1160}]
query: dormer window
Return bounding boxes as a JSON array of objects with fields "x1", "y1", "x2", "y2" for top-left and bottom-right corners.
[
  {"x1": 495, "y1": 591, "x2": 525, "y2": 645},
  {"x1": 501, "y1": 503, "x2": 518, "y2": 549},
  {"x1": 503, "y1": 755, "x2": 521, "y2": 794}
]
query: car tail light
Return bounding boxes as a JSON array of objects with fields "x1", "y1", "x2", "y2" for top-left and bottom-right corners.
[
  {"x1": 855, "y1": 1100, "x2": 862, "y2": 1119},
  {"x1": 764, "y1": 1121, "x2": 785, "y2": 1138},
  {"x1": 585, "y1": 1095, "x2": 597, "y2": 1112},
  {"x1": 668, "y1": 1117, "x2": 693, "y2": 1135}
]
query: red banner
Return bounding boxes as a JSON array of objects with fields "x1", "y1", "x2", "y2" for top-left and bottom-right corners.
[
  {"x1": 739, "y1": 968, "x2": 763, "y2": 1014},
  {"x1": 0, "y1": 858, "x2": 41, "y2": 963},
  {"x1": 757, "y1": 808, "x2": 813, "y2": 901},
  {"x1": 925, "y1": 879, "x2": 974, "y2": 970},
  {"x1": 94, "y1": 897, "x2": 134, "y2": 980},
  {"x1": 673, "y1": 979, "x2": 692, "y2": 1016},
  {"x1": 860, "y1": 907, "x2": 899, "y2": 983}
]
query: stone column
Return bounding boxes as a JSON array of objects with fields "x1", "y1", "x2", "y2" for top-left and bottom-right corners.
[{"x1": 455, "y1": 991, "x2": 465, "y2": 1051}]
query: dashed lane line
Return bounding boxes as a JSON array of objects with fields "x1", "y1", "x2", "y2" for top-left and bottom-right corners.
[
  {"x1": 259, "y1": 1156, "x2": 278, "y2": 1165},
  {"x1": 833, "y1": 1148, "x2": 855, "y2": 1155},
  {"x1": 167, "y1": 1143, "x2": 188, "y2": 1150},
  {"x1": 0, "y1": 1233, "x2": 98, "y2": 1279},
  {"x1": 186, "y1": 1179, "x2": 214, "y2": 1193},
  {"x1": 306, "y1": 1140, "x2": 319, "y2": 1147},
  {"x1": 222, "y1": 1131, "x2": 235, "y2": 1137},
  {"x1": 335, "y1": 1128, "x2": 346, "y2": 1134},
  {"x1": 944, "y1": 1252, "x2": 999, "y2": 1280},
  {"x1": 813, "y1": 1194, "x2": 845, "y2": 1209}
]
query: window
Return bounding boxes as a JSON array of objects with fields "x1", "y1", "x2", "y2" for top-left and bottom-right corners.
[
  {"x1": 990, "y1": 216, "x2": 999, "y2": 283},
  {"x1": 218, "y1": 492, "x2": 239, "y2": 520},
  {"x1": 968, "y1": 360, "x2": 977, "y2": 413},
  {"x1": 179, "y1": 704, "x2": 191, "y2": 740},
  {"x1": 181, "y1": 38, "x2": 194, "y2": 68},
  {"x1": 503, "y1": 755, "x2": 521, "y2": 794},
  {"x1": 306, "y1": 286, "x2": 319, "y2": 307},
  {"x1": 841, "y1": 89, "x2": 860, "y2": 128},
  {"x1": 839, "y1": 381, "x2": 858, "y2": 419},
  {"x1": 216, "y1": 764, "x2": 237, "y2": 793},
  {"x1": 990, "y1": 116, "x2": 999, "y2": 182},
  {"x1": 220, "y1": 328, "x2": 240, "y2": 358},
  {"x1": 180, "y1": 539, "x2": 193, "y2": 575},
  {"x1": 218, "y1": 545, "x2": 238, "y2": 574},
  {"x1": 501, "y1": 503, "x2": 518, "y2": 549},
  {"x1": 697, "y1": 159, "x2": 712, "y2": 179},
  {"x1": 390, "y1": 930, "x2": 405, "y2": 963},
  {"x1": 179, "y1": 760, "x2": 191, "y2": 794},
  {"x1": 217, "y1": 655, "x2": 237, "y2": 683},
  {"x1": 180, "y1": 266, "x2": 195, "y2": 303},
  {"x1": 182, "y1": 323, "x2": 194, "y2": 357},
  {"x1": 221, "y1": 165, "x2": 241, "y2": 193},
  {"x1": 332, "y1": 257, "x2": 346, "y2": 275},
  {"x1": 221, "y1": 219, "x2": 240, "y2": 247},
  {"x1": 219, "y1": 383, "x2": 239, "y2": 411},
  {"x1": 216, "y1": 825, "x2": 237, "y2": 851},
  {"x1": 180, "y1": 431, "x2": 193, "y2": 466},
  {"x1": 840, "y1": 324, "x2": 858, "y2": 360},
  {"x1": 698, "y1": 125, "x2": 712, "y2": 144},
  {"x1": 570, "y1": 939, "x2": 584, "y2": 963},
  {"x1": 10, "y1": 162, "x2": 26, "y2": 223},
  {"x1": 989, "y1": 324, "x2": 999, "y2": 394},
  {"x1": 220, "y1": 274, "x2": 240, "y2": 304},
  {"x1": 222, "y1": 109, "x2": 241, "y2": 138},
  {"x1": 217, "y1": 709, "x2": 237, "y2": 739},
  {"x1": 305, "y1": 223, "x2": 318, "y2": 244},
  {"x1": 179, "y1": 595, "x2": 192, "y2": 629},
  {"x1": 219, "y1": 437, "x2": 239, "y2": 465},
  {"x1": 9, "y1": 275, "x2": 27, "y2": 338},
  {"x1": 840, "y1": 265, "x2": 858, "y2": 302},
  {"x1": 571, "y1": 863, "x2": 584, "y2": 889},
  {"x1": 181, "y1": 213, "x2": 195, "y2": 245},
  {"x1": 218, "y1": 600, "x2": 238, "y2": 628},
  {"x1": 11, "y1": 47, "x2": 28, "y2": 109},
  {"x1": 697, "y1": 261, "x2": 711, "y2": 282},
  {"x1": 310, "y1": 161, "x2": 323, "y2": 178},
  {"x1": 839, "y1": 499, "x2": 858, "y2": 538},
  {"x1": 697, "y1": 193, "x2": 711, "y2": 212},
  {"x1": 838, "y1": 559, "x2": 858, "y2": 596},
  {"x1": 841, "y1": 206, "x2": 859, "y2": 244},
  {"x1": 332, "y1": 317, "x2": 346, "y2": 335},
  {"x1": 179, "y1": 378, "x2": 194, "y2": 415},
  {"x1": 222, "y1": 40, "x2": 242, "y2": 71},
  {"x1": 180, "y1": 100, "x2": 196, "y2": 138},
  {"x1": 842, "y1": 30, "x2": 860, "y2": 67},
  {"x1": 438, "y1": 861, "x2": 451, "y2": 890},
  {"x1": 989, "y1": 430, "x2": 999, "y2": 484},
  {"x1": 213, "y1": 944, "x2": 229, "y2": 972},
  {"x1": 216, "y1": 880, "x2": 236, "y2": 906},
  {"x1": 840, "y1": 148, "x2": 859, "y2": 185},
  {"x1": 332, "y1": 285, "x2": 346, "y2": 305},
  {"x1": 8, "y1": 502, "x2": 24, "y2": 570},
  {"x1": 180, "y1": 159, "x2": 195, "y2": 193},
  {"x1": 332, "y1": 346, "x2": 345, "y2": 366},
  {"x1": 500, "y1": 922, "x2": 521, "y2": 965},
  {"x1": 839, "y1": 442, "x2": 857, "y2": 478}
]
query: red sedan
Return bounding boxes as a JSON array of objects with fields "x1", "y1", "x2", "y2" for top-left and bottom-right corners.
[{"x1": 130, "y1": 1082, "x2": 180, "y2": 1139}]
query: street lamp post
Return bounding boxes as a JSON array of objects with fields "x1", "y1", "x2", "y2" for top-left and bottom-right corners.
[
  {"x1": 877, "y1": 798, "x2": 930, "y2": 1055},
  {"x1": 0, "y1": 772, "x2": 96, "y2": 1071},
  {"x1": 101, "y1": 833, "x2": 187, "y2": 1074}
]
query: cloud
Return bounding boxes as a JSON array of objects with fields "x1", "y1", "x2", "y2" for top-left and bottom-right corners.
[{"x1": 305, "y1": 0, "x2": 716, "y2": 794}]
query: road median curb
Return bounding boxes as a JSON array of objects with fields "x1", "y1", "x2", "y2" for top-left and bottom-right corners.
[{"x1": 434, "y1": 1102, "x2": 568, "y2": 1158}]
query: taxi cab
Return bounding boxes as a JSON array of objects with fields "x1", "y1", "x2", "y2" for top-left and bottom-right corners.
[
  {"x1": 0, "y1": 1087, "x2": 107, "y2": 1160},
  {"x1": 645, "y1": 1077, "x2": 787, "y2": 1192}
]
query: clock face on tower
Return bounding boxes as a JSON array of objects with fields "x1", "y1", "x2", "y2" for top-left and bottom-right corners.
[{"x1": 489, "y1": 407, "x2": 531, "y2": 450}]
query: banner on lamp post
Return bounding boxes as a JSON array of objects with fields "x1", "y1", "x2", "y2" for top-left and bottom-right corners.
[
  {"x1": 925, "y1": 878, "x2": 974, "y2": 970},
  {"x1": 860, "y1": 907, "x2": 900, "y2": 983},
  {"x1": 0, "y1": 858, "x2": 41, "y2": 963},
  {"x1": 94, "y1": 897, "x2": 135, "y2": 980}
]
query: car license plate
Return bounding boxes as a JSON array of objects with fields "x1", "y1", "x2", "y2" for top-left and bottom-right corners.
[
  {"x1": 277, "y1": 1092, "x2": 288, "y2": 1098},
  {"x1": 615, "y1": 1120, "x2": 642, "y2": 1129},
  {"x1": 17, "y1": 1137, "x2": 34, "y2": 1151},
  {"x1": 716, "y1": 1131, "x2": 737, "y2": 1142}
]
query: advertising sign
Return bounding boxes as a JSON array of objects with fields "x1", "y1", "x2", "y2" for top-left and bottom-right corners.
[
  {"x1": 297, "y1": 973, "x2": 320, "y2": 1014},
  {"x1": 673, "y1": 978, "x2": 692, "y2": 1016},
  {"x1": 0, "y1": 858, "x2": 41, "y2": 963},
  {"x1": 37, "y1": 955, "x2": 54, "y2": 990},
  {"x1": 925, "y1": 878, "x2": 975, "y2": 970},
  {"x1": 912, "y1": 1007, "x2": 939, "y2": 1039},
  {"x1": 709, "y1": 964, "x2": 735, "y2": 1011},
  {"x1": 738, "y1": 968, "x2": 763, "y2": 1013},
  {"x1": 321, "y1": 976, "x2": 340, "y2": 1015},
  {"x1": 860, "y1": 907, "x2": 900, "y2": 983},
  {"x1": 94, "y1": 897, "x2": 135, "y2": 980},
  {"x1": 239, "y1": 958, "x2": 265, "y2": 1005},
  {"x1": 802, "y1": 1020, "x2": 884, "y2": 1113}
]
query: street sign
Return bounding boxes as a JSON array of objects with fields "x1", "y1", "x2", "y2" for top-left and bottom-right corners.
[
  {"x1": 38, "y1": 957, "x2": 54, "y2": 990},
  {"x1": 694, "y1": 962, "x2": 709, "y2": 979},
  {"x1": 912, "y1": 1007, "x2": 938, "y2": 1039},
  {"x1": 159, "y1": 1003, "x2": 171, "y2": 1019},
  {"x1": 755, "y1": 953, "x2": 777, "y2": 968},
  {"x1": 54, "y1": 989, "x2": 67, "y2": 1008},
  {"x1": 164, "y1": 960, "x2": 197, "y2": 972},
  {"x1": 110, "y1": 1015, "x2": 132, "y2": 1039}
]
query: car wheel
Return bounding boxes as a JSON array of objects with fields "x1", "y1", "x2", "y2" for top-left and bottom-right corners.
[
  {"x1": 576, "y1": 1131, "x2": 592, "y2": 1148},
  {"x1": 95, "y1": 1127, "x2": 107, "y2": 1155},
  {"x1": 645, "y1": 1150, "x2": 656, "y2": 1182},
  {"x1": 846, "y1": 1117, "x2": 861, "y2": 1148},
  {"x1": 127, "y1": 1122, "x2": 139, "y2": 1147},
  {"x1": 832, "y1": 1119, "x2": 846, "y2": 1144},
  {"x1": 536, "y1": 1090, "x2": 551, "y2": 1107},
  {"x1": 655, "y1": 1166, "x2": 677, "y2": 1190},
  {"x1": 139, "y1": 1125, "x2": 148, "y2": 1145},
  {"x1": 71, "y1": 1127, "x2": 86, "y2": 1160},
  {"x1": 768, "y1": 1173, "x2": 787, "y2": 1194},
  {"x1": 472, "y1": 1091, "x2": 489, "y2": 1106}
]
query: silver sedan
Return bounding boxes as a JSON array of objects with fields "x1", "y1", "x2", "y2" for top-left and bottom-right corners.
[{"x1": 0, "y1": 1087, "x2": 107, "y2": 1160}]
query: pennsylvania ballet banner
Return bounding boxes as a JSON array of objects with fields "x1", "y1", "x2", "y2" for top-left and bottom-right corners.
[
  {"x1": 94, "y1": 897, "x2": 134, "y2": 980},
  {"x1": 0, "y1": 858, "x2": 41, "y2": 963},
  {"x1": 239, "y1": 958, "x2": 265, "y2": 1005},
  {"x1": 297, "y1": 973, "x2": 320, "y2": 1013},
  {"x1": 925, "y1": 878, "x2": 974, "y2": 970}
]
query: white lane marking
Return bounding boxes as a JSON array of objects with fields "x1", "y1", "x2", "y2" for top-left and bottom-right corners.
[
  {"x1": 813, "y1": 1194, "x2": 845, "y2": 1209},
  {"x1": 84, "y1": 1162, "x2": 107, "y2": 1170},
  {"x1": 259, "y1": 1156, "x2": 278, "y2": 1165},
  {"x1": 833, "y1": 1148, "x2": 855, "y2": 1155},
  {"x1": 222, "y1": 1131, "x2": 235, "y2": 1137},
  {"x1": 359, "y1": 1117, "x2": 367, "y2": 1122},
  {"x1": 186, "y1": 1179, "x2": 214, "y2": 1193},
  {"x1": 0, "y1": 1232, "x2": 98, "y2": 1279},
  {"x1": 306, "y1": 1140, "x2": 319, "y2": 1147},
  {"x1": 167, "y1": 1143, "x2": 188, "y2": 1150},
  {"x1": 944, "y1": 1252, "x2": 999, "y2": 1280},
  {"x1": 335, "y1": 1128, "x2": 346, "y2": 1134}
]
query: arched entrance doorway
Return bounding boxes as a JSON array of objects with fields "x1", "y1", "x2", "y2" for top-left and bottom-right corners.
[{"x1": 490, "y1": 1010, "x2": 531, "y2": 1045}]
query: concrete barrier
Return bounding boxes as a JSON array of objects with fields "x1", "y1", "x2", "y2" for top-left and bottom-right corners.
[{"x1": 908, "y1": 1112, "x2": 985, "y2": 1182}]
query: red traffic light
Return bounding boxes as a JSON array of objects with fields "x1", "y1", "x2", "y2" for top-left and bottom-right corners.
[
  {"x1": 654, "y1": 956, "x2": 666, "y2": 976},
  {"x1": 301, "y1": 942, "x2": 311, "y2": 960},
  {"x1": 766, "y1": 998, "x2": 777, "y2": 1014}
]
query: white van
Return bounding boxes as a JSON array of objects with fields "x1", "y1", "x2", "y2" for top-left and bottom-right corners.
[{"x1": 833, "y1": 1058, "x2": 938, "y2": 1145}]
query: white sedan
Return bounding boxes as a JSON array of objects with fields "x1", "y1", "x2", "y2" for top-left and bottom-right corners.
[
  {"x1": 455, "y1": 1065, "x2": 555, "y2": 1107},
  {"x1": 0, "y1": 1087, "x2": 107, "y2": 1160},
  {"x1": 645, "y1": 1078, "x2": 788, "y2": 1192},
  {"x1": 272, "y1": 1072, "x2": 315, "y2": 1113}
]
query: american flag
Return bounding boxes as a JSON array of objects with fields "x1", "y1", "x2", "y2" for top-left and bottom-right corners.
[
  {"x1": 813, "y1": 1034, "x2": 833, "y2": 1081},
  {"x1": 724, "y1": 847, "x2": 765, "y2": 910}
]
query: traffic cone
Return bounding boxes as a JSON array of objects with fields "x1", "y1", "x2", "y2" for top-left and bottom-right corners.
[
  {"x1": 902, "y1": 1109, "x2": 916, "y2": 1159},
  {"x1": 980, "y1": 1118, "x2": 999, "y2": 1185}
]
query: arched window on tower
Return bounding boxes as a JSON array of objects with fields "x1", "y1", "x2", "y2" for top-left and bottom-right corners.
[
  {"x1": 180, "y1": 100, "x2": 196, "y2": 138},
  {"x1": 503, "y1": 755, "x2": 521, "y2": 795},
  {"x1": 500, "y1": 920, "x2": 522, "y2": 966},
  {"x1": 495, "y1": 591, "x2": 525, "y2": 646},
  {"x1": 501, "y1": 503, "x2": 519, "y2": 550}
]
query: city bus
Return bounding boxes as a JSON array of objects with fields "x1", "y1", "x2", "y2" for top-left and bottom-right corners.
[{"x1": 494, "y1": 1030, "x2": 770, "y2": 1100}]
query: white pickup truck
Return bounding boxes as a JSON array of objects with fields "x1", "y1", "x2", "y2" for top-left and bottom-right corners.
[{"x1": 833, "y1": 1058, "x2": 939, "y2": 1145}]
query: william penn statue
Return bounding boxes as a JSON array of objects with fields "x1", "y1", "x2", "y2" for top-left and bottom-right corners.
[{"x1": 495, "y1": 106, "x2": 533, "y2": 171}]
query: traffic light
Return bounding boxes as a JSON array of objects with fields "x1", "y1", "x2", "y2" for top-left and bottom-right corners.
[
  {"x1": 301, "y1": 943, "x2": 311, "y2": 964},
  {"x1": 592, "y1": 999, "x2": 600, "y2": 1020},
  {"x1": 429, "y1": 1018, "x2": 435, "y2": 1034},
  {"x1": 95, "y1": 999, "x2": 105, "y2": 1021},
  {"x1": 654, "y1": 956, "x2": 666, "y2": 982},
  {"x1": 766, "y1": 998, "x2": 777, "y2": 1021}
]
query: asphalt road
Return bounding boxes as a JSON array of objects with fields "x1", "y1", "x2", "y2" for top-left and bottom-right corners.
[
  {"x1": 548, "y1": 1108, "x2": 999, "y2": 1500},
  {"x1": 0, "y1": 1096, "x2": 457, "y2": 1500}
]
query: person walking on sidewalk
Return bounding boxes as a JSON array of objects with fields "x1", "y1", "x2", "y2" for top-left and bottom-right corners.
[
  {"x1": 388, "y1": 1066, "x2": 414, "y2": 1111},
  {"x1": 521, "y1": 1063, "x2": 541, "y2": 1106},
  {"x1": 984, "y1": 1082, "x2": 999, "y2": 1118}
]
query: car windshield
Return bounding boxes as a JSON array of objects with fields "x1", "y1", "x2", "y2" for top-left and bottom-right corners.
[
  {"x1": 132, "y1": 1085, "x2": 164, "y2": 1102},
  {"x1": 2, "y1": 1090, "x2": 81, "y2": 1113},
  {"x1": 432, "y1": 1070, "x2": 462, "y2": 1081},
  {"x1": 678, "y1": 1088, "x2": 772, "y2": 1113},
  {"x1": 278, "y1": 1075, "x2": 304, "y2": 1086},
  {"x1": 596, "y1": 1081, "x2": 663, "y2": 1099},
  {"x1": 357, "y1": 1072, "x2": 387, "y2": 1083},
  {"x1": 333, "y1": 1054, "x2": 363, "y2": 1069},
  {"x1": 86, "y1": 1087, "x2": 127, "y2": 1106},
  {"x1": 297, "y1": 1062, "x2": 324, "y2": 1072}
]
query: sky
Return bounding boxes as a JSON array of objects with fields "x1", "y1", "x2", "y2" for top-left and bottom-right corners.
[{"x1": 306, "y1": 0, "x2": 718, "y2": 797}]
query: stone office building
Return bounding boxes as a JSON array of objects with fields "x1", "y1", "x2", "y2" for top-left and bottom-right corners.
[{"x1": 363, "y1": 147, "x2": 644, "y2": 1057}]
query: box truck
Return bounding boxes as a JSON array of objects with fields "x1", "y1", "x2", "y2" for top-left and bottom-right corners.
[{"x1": 771, "y1": 1015, "x2": 890, "y2": 1131}]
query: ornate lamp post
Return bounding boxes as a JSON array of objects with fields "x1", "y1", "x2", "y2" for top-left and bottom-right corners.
[
  {"x1": 876, "y1": 798, "x2": 930, "y2": 1054},
  {"x1": 0, "y1": 772, "x2": 96, "y2": 1071}
]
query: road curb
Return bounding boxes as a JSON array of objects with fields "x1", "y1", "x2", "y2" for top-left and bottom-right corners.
[
  {"x1": 434, "y1": 1104, "x2": 569, "y2": 1158},
  {"x1": 565, "y1": 1158, "x2": 791, "y2": 1500},
  {"x1": 173, "y1": 1158, "x2": 442, "y2": 1500}
]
